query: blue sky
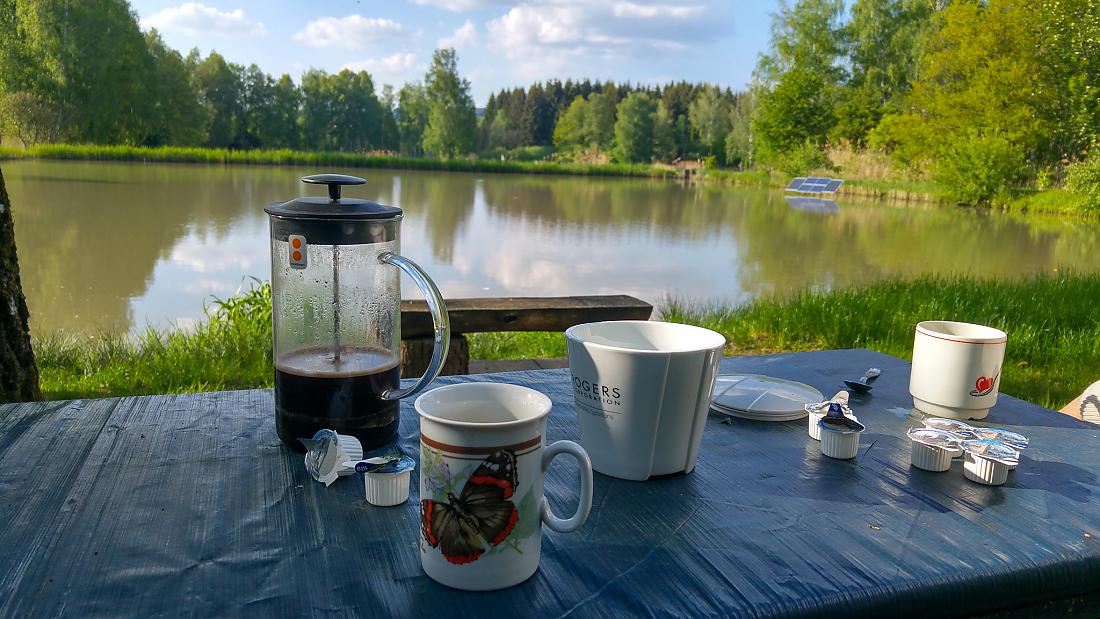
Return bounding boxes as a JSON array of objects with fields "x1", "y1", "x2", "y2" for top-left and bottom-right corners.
[{"x1": 131, "y1": 1, "x2": 776, "y2": 106}]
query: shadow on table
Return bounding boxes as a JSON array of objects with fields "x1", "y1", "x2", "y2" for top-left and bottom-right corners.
[{"x1": 1010, "y1": 455, "x2": 1097, "y2": 503}]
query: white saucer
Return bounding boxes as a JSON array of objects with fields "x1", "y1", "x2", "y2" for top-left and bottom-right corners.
[{"x1": 710, "y1": 374, "x2": 822, "y2": 422}]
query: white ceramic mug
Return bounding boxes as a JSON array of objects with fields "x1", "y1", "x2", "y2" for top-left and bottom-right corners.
[
  {"x1": 415, "y1": 382, "x2": 593, "y2": 591},
  {"x1": 909, "y1": 320, "x2": 1007, "y2": 420},
  {"x1": 565, "y1": 320, "x2": 726, "y2": 481}
]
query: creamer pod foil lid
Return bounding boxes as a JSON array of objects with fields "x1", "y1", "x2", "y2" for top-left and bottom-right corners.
[
  {"x1": 922, "y1": 417, "x2": 980, "y2": 440},
  {"x1": 973, "y1": 427, "x2": 1029, "y2": 450},
  {"x1": 907, "y1": 427, "x2": 960, "y2": 450},
  {"x1": 300, "y1": 429, "x2": 345, "y2": 487},
  {"x1": 355, "y1": 454, "x2": 415, "y2": 475},
  {"x1": 818, "y1": 402, "x2": 866, "y2": 434},
  {"x1": 806, "y1": 395, "x2": 852, "y2": 417},
  {"x1": 961, "y1": 439, "x2": 1019, "y2": 465}
]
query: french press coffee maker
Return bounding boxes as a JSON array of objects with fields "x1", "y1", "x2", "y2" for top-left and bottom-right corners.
[{"x1": 265, "y1": 174, "x2": 450, "y2": 451}]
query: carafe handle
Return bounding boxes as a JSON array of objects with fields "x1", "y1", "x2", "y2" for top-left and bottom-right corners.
[{"x1": 379, "y1": 253, "x2": 450, "y2": 401}]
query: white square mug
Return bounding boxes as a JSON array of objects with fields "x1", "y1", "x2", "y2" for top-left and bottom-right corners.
[{"x1": 565, "y1": 320, "x2": 725, "y2": 481}]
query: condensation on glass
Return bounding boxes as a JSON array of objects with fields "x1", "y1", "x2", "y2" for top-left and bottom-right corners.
[{"x1": 265, "y1": 175, "x2": 449, "y2": 451}]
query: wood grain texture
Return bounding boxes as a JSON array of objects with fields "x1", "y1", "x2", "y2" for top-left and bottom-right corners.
[
  {"x1": 399, "y1": 295, "x2": 653, "y2": 338},
  {"x1": 1, "y1": 351, "x2": 1099, "y2": 617}
]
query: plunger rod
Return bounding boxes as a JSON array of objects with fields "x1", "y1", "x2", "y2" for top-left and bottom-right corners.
[{"x1": 332, "y1": 244, "x2": 341, "y2": 364}]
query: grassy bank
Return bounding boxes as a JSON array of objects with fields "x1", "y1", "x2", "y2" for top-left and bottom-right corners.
[
  {"x1": 34, "y1": 274, "x2": 1099, "y2": 409},
  {"x1": 0, "y1": 144, "x2": 675, "y2": 179},
  {"x1": 36, "y1": 283, "x2": 273, "y2": 400}
]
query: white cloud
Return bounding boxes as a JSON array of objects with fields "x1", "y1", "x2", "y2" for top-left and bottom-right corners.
[
  {"x1": 437, "y1": 20, "x2": 478, "y2": 49},
  {"x1": 611, "y1": 2, "x2": 706, "y2": 20},
  {"x1": 142, "y1": 3, "x2": 265, "y2": 36},
  {"x1": 293, "y1": 15, "x2": 407, "y2": 49},
  {"x1": 343, "y1": 53, "x2": 419, "y2": 76},
  {"x1": 484, "y1": 1, "x2": 728, "y2": 79},
  {"x1": 408, "y1": 0, "x2": 510, "y2": 10}
]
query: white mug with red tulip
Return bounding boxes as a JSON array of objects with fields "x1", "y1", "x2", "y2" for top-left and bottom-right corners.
[{"x1": 909, "y1": 321, "x2": 1007, "y2": 420}]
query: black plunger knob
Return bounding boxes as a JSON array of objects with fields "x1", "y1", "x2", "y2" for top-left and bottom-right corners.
[{"x1": 302, "y1": 174, "x2": 367, "y2": 201}]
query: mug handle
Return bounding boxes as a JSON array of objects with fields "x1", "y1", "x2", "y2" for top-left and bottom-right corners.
[
  {"x1": 379, "y1": 252, "x2": 450, "y2": 401},
  {"x1": 540, "y1": 440, "x2": 594, "y2": 533}
]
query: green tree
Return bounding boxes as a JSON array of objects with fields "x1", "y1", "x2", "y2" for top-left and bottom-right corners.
[
  {"x1": 331, "y1": 69, "x2": 381, "y2": 152},
  {"x1": 268, "y1": 75, "x2": 301, "y2": 149},
  {"x1": 688, "y1": 85, "x2": 731, "y2": 162},
  {"x1": 2, "y1": 0, "x2": 153, "y2": 143},
  {"x1": 0, "y1": 91, "x2": 63, "y2": 146},
  {"x1": 836, "y1": 0, "x2": 934, "y2": 145},
  {"x1": 1029, "y1": 0, "x2": 1100, "y2": 160},
  {"x1": 752, "y1": 0, "x2": 846, "y2": 163},
  {"x1": 379, "y1": 84, "x2": 400, "y2": 152},
  {"x1": 422, "y1": 48, "x2": 477, "y2": 158},
  {"x1": 397, "y1": 81, "x2": 429, "y2": 156},
  {"x1": 144, "y1": 31, "x2": 207, "y2": 146},
  {"x1": 194, "y1": 52, "x2": 244, "y2": 148},
  {"x1": 300, "y1": 69, "x2": 333, "y2": 150},
  {"x1": 613, "y1": 92, "x2": 656, "y2": 163},
  {"x1": 521, "y1": 83, "x2": 554, "y2": 146},
  {"x1": 870, "y1": 0, "x2": 1050, "y2": 168},
  {"x1": 753, "y1": 66, "x2": 836, "y2": 162},
  {"x1": 552, "y1": 95, "x2": 587, "y2": 152},
  {"x1": 847, "y1": 0, "x2": 932, "y2": 101},
  {"x1": 241, "y1": 64, "x2": 275, "y2": 149},
  {"x1": 487, "y1": 109, "x2": 512, "y2": 150},
  {"x1": 725, "y1": 87, "x2": 758, "y2": 168},
  {"x1": 584, "y1": 92, "x2": 615, "y2": 152},
  {"x1": 756, "y1": 0, "x2": 847, "y2": 84},
  {"x1": 653, "y1": 100, "x2": 677, "y2": 162}
]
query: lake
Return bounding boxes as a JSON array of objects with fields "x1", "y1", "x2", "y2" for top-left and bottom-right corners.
[{"x1": 6, "y1": 159, "x2": 1099, "y2": 336}]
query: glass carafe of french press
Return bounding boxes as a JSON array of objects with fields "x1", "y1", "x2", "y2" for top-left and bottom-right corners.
[{"x1": 265, "y1": 174, "x2": 449, "y2": 451}]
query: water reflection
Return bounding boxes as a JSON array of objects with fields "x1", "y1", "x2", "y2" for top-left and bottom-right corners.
[{"x1": 5, "y1": 159, "x2": 1099, "y2": 336}]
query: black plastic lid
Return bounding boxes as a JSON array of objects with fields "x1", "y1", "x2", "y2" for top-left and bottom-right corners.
[{"x1": 264, "y1": 174, "x2": 403, "y2": 220}]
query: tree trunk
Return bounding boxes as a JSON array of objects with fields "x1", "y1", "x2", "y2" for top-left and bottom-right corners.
[{"x1": 0, "y1": 164, "x2": 40, "y2": 402}]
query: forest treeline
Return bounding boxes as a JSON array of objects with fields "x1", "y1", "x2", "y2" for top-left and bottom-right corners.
[{"x1": 1, "y1": 0, "x2": 1099, "y2": 206}]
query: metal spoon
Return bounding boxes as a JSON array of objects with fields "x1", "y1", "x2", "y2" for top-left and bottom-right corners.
[{"x1": 844, "y1": 368, "x2": 882, "y2": 394}]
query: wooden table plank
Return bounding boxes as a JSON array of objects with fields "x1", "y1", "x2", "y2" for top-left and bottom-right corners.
[{"x1": 399, "y1": 295, "x2": 653, "y2": 338}]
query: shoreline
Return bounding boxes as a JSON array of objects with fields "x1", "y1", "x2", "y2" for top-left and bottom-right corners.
[{"x1": 2, "y1": 143, "x2": 1090, "y2": 217}]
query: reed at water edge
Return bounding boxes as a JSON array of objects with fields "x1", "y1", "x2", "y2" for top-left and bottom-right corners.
[{"x1": 0, "y1": 143, "x2": 677, "y2": 179}]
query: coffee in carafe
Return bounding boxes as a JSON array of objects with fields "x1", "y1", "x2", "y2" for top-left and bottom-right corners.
[
  {"x1": 274, "y1": 346, "x2": 401, "y2": 448},
  {"x1": 265, "y1": 174, "x2": 450, "y2": 451}
]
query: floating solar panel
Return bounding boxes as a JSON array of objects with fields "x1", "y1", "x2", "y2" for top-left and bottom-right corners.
[
  {"x1": 785, "y1": 196, "x2": 838, "y2": 213},
  {"x1": 784, "y1": 177, "x2": 844, "y2": 194}
]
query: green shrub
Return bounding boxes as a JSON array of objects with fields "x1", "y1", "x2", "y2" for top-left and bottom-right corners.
[
  {"x1": 1064, "y1": 158, "x2": 1100, "y2": 210},
  {"x1": 775, "y1": 140, "x2": 837, "y2": 177},
  {"x1": 934, "y1": 133, "x2": 1023, "y2": 205},
  {"x1": 1035, "y1": 165, "x2": 1059, "y2": 191}
]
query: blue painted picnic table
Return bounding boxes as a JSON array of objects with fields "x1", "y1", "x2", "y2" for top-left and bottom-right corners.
[{"x1": 2, "y1": 349, "x2": 1099, "y2": 618}]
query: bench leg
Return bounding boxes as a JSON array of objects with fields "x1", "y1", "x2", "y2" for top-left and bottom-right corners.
[{"x1": 401, "y1": 334, "x2": 469, "y2": 377}]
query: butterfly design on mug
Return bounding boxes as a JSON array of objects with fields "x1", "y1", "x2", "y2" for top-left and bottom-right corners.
[{"x1": 420, "y1": 449, "x2": 520, "y2": 565}]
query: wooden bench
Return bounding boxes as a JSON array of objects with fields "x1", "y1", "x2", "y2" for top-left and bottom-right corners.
[{"x1": 399, "y1": 295, "x2": 653, "y2": 376}]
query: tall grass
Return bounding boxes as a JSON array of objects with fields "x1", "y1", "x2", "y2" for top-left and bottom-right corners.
[
  {"x1": 0, "y1": 144, "x2": 675, "y2": 179},
  {"x1": 36, "y1": 280, "x2": 272, "y2": 400},
  {"x1": 662, "y1": 272, "x2": 1100, "y2": 410},
  {"x1": 33, "y1": 274, "x2": 1100, "y2": 408}
]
